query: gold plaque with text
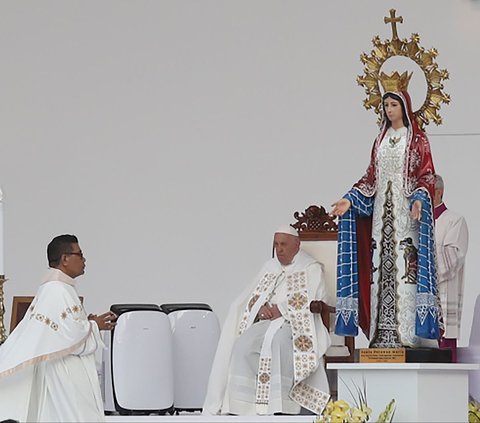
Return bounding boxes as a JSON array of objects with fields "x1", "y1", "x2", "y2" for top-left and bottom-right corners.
[{"x1": 359, "y1": 348, "x2": 406, "y2": 363}]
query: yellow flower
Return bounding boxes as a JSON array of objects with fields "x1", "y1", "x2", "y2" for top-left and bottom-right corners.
[
  {"x1": 350, "y1": 407, "x2": 368, "y2": 422},
  {"x1": 333, "y1": 399, "x2": 350, "y2": 412},
  {"x1": 470, "y1": 413, "x2": 480, "y2": 423},
  {"x1": 469, "y1": 400, "x2": 480, "y2": 423},
  {"x1": 330, "y1": 408, "x2": 348, "y2": 422},
  {"x1": 325, "y1": 400, "x2": 335, "y2": 413},
  {"x1": 360, "y1": 402, "x2": 372, "y2": 416}
]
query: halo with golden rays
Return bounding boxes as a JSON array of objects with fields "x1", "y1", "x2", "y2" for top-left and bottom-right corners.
[{"x1": 357, "y1": 9, "x2": 450, "y2": 130}]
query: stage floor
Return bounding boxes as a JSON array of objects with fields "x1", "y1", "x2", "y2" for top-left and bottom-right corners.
[{"x1": 106, "y1": 414, "x2": 316, "y2": 422}]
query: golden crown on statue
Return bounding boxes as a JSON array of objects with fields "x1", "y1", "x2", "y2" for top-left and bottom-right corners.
[
  {"x1": 379, "y1": 71, "x2": 412, "y2": 93},
  {"x1": 356, "y1": 9, "x2": 450, "y2": 129}
]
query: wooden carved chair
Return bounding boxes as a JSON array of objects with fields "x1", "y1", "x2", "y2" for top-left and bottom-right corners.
[{"x1": 291, "y1": 205, "x2": 355, "y2": 364}]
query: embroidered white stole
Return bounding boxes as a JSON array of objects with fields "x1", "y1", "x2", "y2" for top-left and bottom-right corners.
[{"x1": 238, "y1": 269, "x2": 329, "y2": 414}]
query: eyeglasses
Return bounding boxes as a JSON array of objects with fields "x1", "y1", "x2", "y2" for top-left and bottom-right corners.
[{"x1": 66, "y1": 252, "x2": 84, "y2": 259}]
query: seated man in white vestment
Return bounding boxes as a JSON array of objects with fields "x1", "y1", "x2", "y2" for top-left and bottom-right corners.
[
  {"x1": 434, "y1": 175, "x2": 469, "y2": 362},
  {"x1": 0, "y1": 234, "x2": 117, "y2": 422},
  {"x1": 203, "y1": 226, "x2": 331, "y2": 416}
]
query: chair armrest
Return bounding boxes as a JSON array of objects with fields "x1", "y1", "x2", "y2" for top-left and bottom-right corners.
[
  {"x1": 310, "y1": 301, "x2": 355, "y2": 363},
  {"x1": 310, "y1": 300, "x2": 335, "y2": 329}
]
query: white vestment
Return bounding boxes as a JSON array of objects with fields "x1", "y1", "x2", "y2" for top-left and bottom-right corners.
[
  {"x1": 0, "y1": 268, "x2": 105, "y2": 422},
  {"x1": 203, "y1": 250, "x2": 331, "y2": 416},
  {"x1": 435, "y1": 207, "x2": 469, "y2": 338}
]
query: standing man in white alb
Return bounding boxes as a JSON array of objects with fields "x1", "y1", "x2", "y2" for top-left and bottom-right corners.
[
  {"x1": 0, "y1": 234, "x2": 117, "y2": 422},
  {"x1": 203, "y1": 226, "x2": 331, "y2": 416},
  {"x1": 434, "y1": 175, "x2": 469, "y2": 362}
]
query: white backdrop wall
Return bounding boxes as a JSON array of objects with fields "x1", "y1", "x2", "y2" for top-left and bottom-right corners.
[{"x1": 0, "y1": 0, "x2": 478, "y2": 347}]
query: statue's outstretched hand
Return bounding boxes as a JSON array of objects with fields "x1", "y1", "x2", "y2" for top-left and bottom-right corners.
[
  {"x1": 331, "y1": 199, "x2": 351, "y2": 217},
  {"x1": 410, "y1": 200, "x2": 422, "y2": 221}
]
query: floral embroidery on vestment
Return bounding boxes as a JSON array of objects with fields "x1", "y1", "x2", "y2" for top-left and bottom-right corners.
[
  {"x1": 287, "y1": 271, "x2": 329, "y2": 414},
  {"x1": 290, "y1": 381, "x2": 330, "y2": 415},
  {"x1": 238, "y1": 273, "x2": 277, "y2": 335},
  {"x1": 255, "y1": 357, "x2": 272, "y2": 405},
  {"x1": 29, "y1": 312, "x2": 59, "y2": 331}
]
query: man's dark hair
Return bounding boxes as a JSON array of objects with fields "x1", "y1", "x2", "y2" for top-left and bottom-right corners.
[{"x1": 47, "y1": 234, "x2": 78, "y2": 267}]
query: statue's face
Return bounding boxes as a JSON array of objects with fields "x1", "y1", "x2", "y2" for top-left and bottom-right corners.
[{"x1": 384, "y1": 97, "x2": 403, "y2": 127}]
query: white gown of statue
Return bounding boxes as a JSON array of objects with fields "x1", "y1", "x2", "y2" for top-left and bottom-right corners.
[{"x1": 369, "y1": 126, "x2": 437, "y2": 348}]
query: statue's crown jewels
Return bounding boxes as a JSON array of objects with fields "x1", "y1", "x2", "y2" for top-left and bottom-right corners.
[{"x1": 379, "y1": 71, "x2": 412, "y2": 93}]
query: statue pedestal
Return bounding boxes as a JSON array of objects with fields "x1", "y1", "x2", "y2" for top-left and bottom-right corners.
[{"x1": 328, "y1": 362, "x2": 479, "y2": 422}]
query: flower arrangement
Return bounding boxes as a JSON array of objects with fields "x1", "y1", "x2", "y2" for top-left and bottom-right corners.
[
  {"x1": 316, "y1": 399, "x2": 371, "y2": 423},
  {"x1": 315, "y1": 398, "x2": 395, "y2": 423},
  {"x1": 469, "y1": 396, "x2": 480, "y2": 423},
  {"x1": 315, "y1": 379, "x2": 395, "y2": 423}
]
